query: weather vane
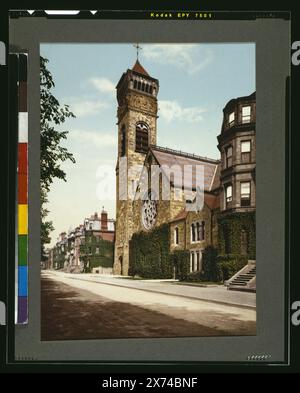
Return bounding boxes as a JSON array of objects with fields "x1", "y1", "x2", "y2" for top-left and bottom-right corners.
[{"x1": 133, "y1": 43, "x2": 142, "y2": 60}]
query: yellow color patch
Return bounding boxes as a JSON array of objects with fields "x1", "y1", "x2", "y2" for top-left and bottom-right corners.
[{"x1": 18, "y1": 204, "x2": 28, "y2": 234}]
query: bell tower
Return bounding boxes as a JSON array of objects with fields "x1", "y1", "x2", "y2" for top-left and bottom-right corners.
[{"x1": 114, "y1": 57, "x2": 159, "y2": 275}]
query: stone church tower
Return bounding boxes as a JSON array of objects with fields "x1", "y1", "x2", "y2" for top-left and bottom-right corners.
[{"x1": 113, "y1": 59, "x2": 159, "y2": 275}]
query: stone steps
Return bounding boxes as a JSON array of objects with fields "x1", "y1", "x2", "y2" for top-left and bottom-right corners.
[{"x1": 228, "y1": 265, "x2": 256, "y2": 292}]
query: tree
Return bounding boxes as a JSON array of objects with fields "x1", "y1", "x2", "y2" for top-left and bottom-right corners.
[{"x1": 40, "y1": 56, "x2": 76, "y2": 260}]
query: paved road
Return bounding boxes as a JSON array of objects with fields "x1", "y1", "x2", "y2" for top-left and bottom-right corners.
[
  {"x1": 47, "y1": 270, "x2": 256, "y2": 308},
  {"x1": 41, "y1": 271, "x2": 256, "y2": 341}
]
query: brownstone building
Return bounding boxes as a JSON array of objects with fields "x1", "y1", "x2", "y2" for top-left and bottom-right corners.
[{"x1": 113, "y1": 59, "x2": 256, "y2": 282}]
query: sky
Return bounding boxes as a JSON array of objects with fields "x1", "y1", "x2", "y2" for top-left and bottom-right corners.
[{"x1": 40, "y1": 43, "x2": 255, "y2": 246}]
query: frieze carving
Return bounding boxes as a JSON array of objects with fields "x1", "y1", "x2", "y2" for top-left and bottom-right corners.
[{"x1": 128, "y1": 94, "x2": 157, "y2": 114}]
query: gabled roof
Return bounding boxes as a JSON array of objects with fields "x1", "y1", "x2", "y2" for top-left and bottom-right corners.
[
  {"x1": 169, "y1": 193, "x2": 220, "y2": 223},
  {"x1": 204, "y1": 193, "x2": 220, "y2": 209},
  {"x1": 170, "y1": 210, "x2": 189, "y2": 223},
  {"x1": 132, "y1": 59, "x2": 149, "y2": 76},
  {"x1": 150, "y1": 145, "x2": 220, "y2": 192},
  {"x1": 210, "y1": 163, "x2": 221, "y2": 191}
]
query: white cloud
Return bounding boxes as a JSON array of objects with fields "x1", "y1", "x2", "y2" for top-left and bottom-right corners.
[
  {"x1": 69, "y1": 129, "x2": 117, "y2": 148},
  {"x1": 159, "y1": 100, "x2": 206, "y2": 123},
  {"x1": 68, "y1": 99, "x2": 108, "y2": 117},
  {"x1": 143, "y1": 44, "x2": 213, "y2": 74},
  {"x1": 89, "y1": 77, "x2": 115, "y2": 96}
]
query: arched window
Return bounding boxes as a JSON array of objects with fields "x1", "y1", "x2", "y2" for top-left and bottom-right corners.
[
  {"x1": 121, "y1": 125, "x2": 126, "y2": 157},
  {"x1": 196, "y1": 221, "x2": 205, "y2": 241},
  {"x1": 149, "y1": 86, "x2": 153, "y2": 94},
  {"x1": 145, "y1": 84, "x2": 149, "y2": 93},
  {"x1": 141, "y1": 82, "x2": 145, "y2": 91},
  {"x1": 133, "y1": 80, "x2": 137, "y2": 89},
  {"x1": 174, "y1": 227, "x2": 179, "y2": 245},
  {"x1": 191, "y1": 223, "x2": 196, "y2": 242},
  {"x1": 135, "y1": 122, "x2": 149, "y2": 153},
  {"x1": 137, "y1": 81, "x2": 141, "y2": 90}
]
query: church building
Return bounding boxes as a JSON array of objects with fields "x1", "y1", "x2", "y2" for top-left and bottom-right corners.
[{"x1": 113, "y1": 57, "x2": 256, "y2": 287}]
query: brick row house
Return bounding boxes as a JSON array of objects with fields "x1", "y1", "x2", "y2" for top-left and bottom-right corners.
[{"x1": 47, "y1": 208, "x2": 115, "y2": 273}]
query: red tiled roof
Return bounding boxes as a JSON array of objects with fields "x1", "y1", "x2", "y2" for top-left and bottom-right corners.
[
  {"x1": 150, "y1": 146, "x2": 220, "y2": 192},
  {"x1": 204, "y1": 193, "x2": 220, "y2": 209},
  {"x1": 170, "y1": 210, "x2": 189, "y2": 222},
  {"x1": 132, "y1": 60, "x2": 149, "y2": 76}
]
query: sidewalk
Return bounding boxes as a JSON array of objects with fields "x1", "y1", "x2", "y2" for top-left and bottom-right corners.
[{"x1": 46, "y1": 271, "x2": 256, "y2": 309}]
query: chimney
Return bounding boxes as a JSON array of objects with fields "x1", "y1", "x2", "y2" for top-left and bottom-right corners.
[{"x1": 101, "y1": 206, "x2": 108, "y2": 230}]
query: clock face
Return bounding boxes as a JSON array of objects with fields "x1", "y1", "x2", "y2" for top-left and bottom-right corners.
[{"x1": 142, "y1": 197, "x2": 157, "y2": 230}]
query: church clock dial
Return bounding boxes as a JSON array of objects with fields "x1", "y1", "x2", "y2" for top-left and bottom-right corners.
[{"x1": 142, "y1": 197, "x2": 157, "y2": 230}]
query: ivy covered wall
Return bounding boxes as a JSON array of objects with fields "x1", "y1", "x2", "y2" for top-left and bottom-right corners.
[
  {"x1": 129, "y1": 224, "x2": 174, "y2": 278},
  {"x1": 80, "y1": 235, "x2": 114, "y2": 273},
  {"x1": 218, "y1": 211, "x2": 256, "y2": 258}
]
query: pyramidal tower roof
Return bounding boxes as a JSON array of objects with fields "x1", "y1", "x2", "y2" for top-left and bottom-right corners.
[{"x1": 131, "y1": 59, "x2": 149, "y2": 76}]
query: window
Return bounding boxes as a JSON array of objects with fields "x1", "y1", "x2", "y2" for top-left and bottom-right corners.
[
  {"x1": 225, "y1": 185, "x2": 232, "y2": 205},
  {"x1": 89, "y1": 223, "x2": 93, "y2": 230},
  {"x1": 241, "y1": 182, "x2": 251, "y2": 206},
  {"x1": 95, "y1": 247, "x2": 99, "y2": 254},
  {"x1": 242, "y1": 106, "x2": 251, "y2": 123},
  {"x1": 135, "y1": 122, "x2": 149, "y2": 153},
  {"x1": 88, "y1": 247, "x2": 92, "y2": 255},
  {"x1": 191, "y1": 223, "x2": 196, "y2": 242},
  {"x1": 229, "y1": 111, "x2": 235, "y2": 125},
  {"x1": 174, "y1": 227, "x2": 179, "y2": 245},
  {"x1": 226, "y1": 146, "x2": 233, "y2": 168},
  {"x1": 121, "y1": 125, "x2": 126, "y2": 157},
  {"x1": 133, "y1": 80, "x2": 137, "y2": 89},
  {"x1": 196, "y1": 251, "x2": 202, "y2": 271},
  {"x1": 196, "y1": 221, "x2": 205, "y2": 241},
  {"x1": 190, "y1": 252, "x2": 195, "y2": 273},
  {"x1": 241, "y1": 140, "x2": 251, "y2": 163}
]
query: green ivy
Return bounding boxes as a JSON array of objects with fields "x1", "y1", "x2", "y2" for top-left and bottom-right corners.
[
  {"x1": 129, "y1": 224, "x2": 174, "y2": 279},
  {"x1": 80, "y1": 235, "x2": 114, "y2": 273},
  {"x1": 171, "y1": 250, "x2": 190, "y2": 280},
  {"x1": 217, "y1": 254, "x2": 248, "y2": 281},
  {"x1": 218, "y1": 211, "x2": 255, "y2": 258},
  {"x1": 201, "y1": 246, "x2": 219, "y2": 281}
]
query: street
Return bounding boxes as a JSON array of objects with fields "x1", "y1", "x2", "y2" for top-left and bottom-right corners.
[{"x1": 41, "y1": 271, "x2": 256, "y2": 341}]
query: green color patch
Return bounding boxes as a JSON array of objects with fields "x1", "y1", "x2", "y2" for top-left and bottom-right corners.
[{"x1": 18, "y1": 234, "x2": 27, "y2": 266}]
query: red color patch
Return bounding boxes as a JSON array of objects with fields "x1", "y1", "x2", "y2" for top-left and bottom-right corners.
[
  {"x1": 18, "y1": 143, "x2": 27, "y2": 175},
  {"x1": 18, "y1": 173, "x2": 27, "y2": 204}
]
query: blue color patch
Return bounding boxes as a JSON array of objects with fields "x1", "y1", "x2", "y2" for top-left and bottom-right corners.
[{"x1": 18, "y1": 266, "x2": 28, "y2": 296}]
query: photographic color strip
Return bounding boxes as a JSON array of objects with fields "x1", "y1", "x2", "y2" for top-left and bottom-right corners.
[{"x1": 17, "y1": 53, "x2": 28, "y2": 324}]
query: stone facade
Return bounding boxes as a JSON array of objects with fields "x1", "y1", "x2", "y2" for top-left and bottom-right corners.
[
  {"x1": 113, "y1": 59, "x2": 256, "y2": 278},
  {"x1": 169, "y1": 201, "x2": 219, "y2": 273},
  {"x1": 114, "y1": 61, "x2": 159, "y2": 275},
  {"x1": 218, "y1": 92, "x2": 256, "y2": 213}
]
